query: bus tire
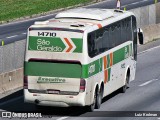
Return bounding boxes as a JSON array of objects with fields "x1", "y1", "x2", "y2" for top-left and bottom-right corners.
[
  {"x1": 87, "y1": 91, "x2": 96, "y2": 112},
  {"x1": 95, "y1": 88, "x2": 102, "y2": 109},
  {"x1": 121, "y1": 73, "x2": 129, "y2": 93}
]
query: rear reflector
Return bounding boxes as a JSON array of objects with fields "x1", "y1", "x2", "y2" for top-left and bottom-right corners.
[
  {"x1": 29, "y1": 28, "x2": 33, "y2": 31},
  {"x1": 80, "y1": 79, "x2": 86, "y2": 92},
  {"x1": 52, "y1": 28, "x2": 62, "y2": 31},
  {"x1": 24, "y1": 76, "x2": 28, "y2": 89}
]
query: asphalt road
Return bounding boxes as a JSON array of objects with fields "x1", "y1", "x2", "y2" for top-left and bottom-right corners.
[
  {"x1": 0, "y1": 39, "x2": 160, "y2": 120},
  {"x1": 0, "y1": 0, "x2": 160, "y2": 45}
]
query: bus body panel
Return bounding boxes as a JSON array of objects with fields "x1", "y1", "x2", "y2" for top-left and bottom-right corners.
[
  {"x1": 24, "y1": 30, "x2": 87, "y2": 106},
  {"x1": 24, "y1": 89, "x2": 86, "y2": 107},
  {"x1": 85, "y1": 41, "x2": 134, "y2": 102}
]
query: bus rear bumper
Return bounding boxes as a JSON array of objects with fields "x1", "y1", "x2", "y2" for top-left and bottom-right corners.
[{"x1": 24, "y1": 89, "x2": 86, "y2": 107}]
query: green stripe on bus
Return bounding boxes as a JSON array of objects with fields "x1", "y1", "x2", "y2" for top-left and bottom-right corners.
[
  {"x1": 108, "y1": 68, "x2": 111, "y2": 81},
  {"x1": 82, "y1": 44, "x2": 132, "y2": 78},
  {"x1": 82, "y1": 59, "x2": 101, "y2": 78},
  {"x1": 113, "y1": 44, "x2": 131, "y2": 65},
  {"x1": 99, "y1": 58, "x2": 103, "y2": 72},
  {"x1": 113, "y1": 47, "x2": 125, "y2": 65},
  {"x1": 107, "y1": 55, "x2": 110, "y2": 68},
  {"x1": 71, "y1": 38, "x2": 83, "y2": 53},
  {"x1": 24, "y1": 62, "x2": 81, "y2": 78}
]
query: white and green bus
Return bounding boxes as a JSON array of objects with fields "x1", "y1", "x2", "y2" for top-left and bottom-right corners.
[{"x1": 24, "y1": 8, "x2": 143, "y2": 111}]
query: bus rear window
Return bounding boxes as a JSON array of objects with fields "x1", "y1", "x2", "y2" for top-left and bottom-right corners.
[{"x1": 24, "y1": 60, "x2": 82, "y2": 78}]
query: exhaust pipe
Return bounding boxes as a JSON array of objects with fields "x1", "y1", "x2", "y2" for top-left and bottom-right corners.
[{"x1": 35, "y1": 99, "x2": 40, "y2": 104}]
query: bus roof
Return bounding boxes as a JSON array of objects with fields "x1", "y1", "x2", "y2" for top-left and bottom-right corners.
[
  {"x1": 55, "y1": 8, "x2": 114, "y2": 21},
  {"x1": 31, "y1": 8, "x2": 134, "y2": 31}
]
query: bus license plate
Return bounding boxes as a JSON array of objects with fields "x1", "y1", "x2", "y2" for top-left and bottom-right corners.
[{"x1": 47, "y1": 90, "x2": 60, "y2": 94}]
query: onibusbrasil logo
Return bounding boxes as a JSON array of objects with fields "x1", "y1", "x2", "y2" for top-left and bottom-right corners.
[
  {"x1": 1, "y1": 112, "x2": 43, "y2": 119},
  {"x1": 37, "y1": 77, "x2": 66, "y2": 83}
]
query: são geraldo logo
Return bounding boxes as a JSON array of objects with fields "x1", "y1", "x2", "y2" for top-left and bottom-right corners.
[{"x1": 36, "y1": 39, "x2": 63, "y2": 52}]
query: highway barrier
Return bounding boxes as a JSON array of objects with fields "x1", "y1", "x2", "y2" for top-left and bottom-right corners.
[
  {"x1": 156, "y1": 3, "x2": 160, "y2": 23},
  {"x1": 130, "y1": 4, "x2": 156, "y2": 28},
  {"x1": 0, "y1": 2, "x2": 160, "y2": 94},
  {"x1": 0, "y1": 68, "x2": 23, "y2": 94},
  {"x1": 0, "y1": 40, "x2": 25, "y2": 94},
  {"x1": 143, "y1": 23, "x2": 160, "y2": 43},
  {"x1": 130, "y1": 2, "x2": 160, "y2": 43}
]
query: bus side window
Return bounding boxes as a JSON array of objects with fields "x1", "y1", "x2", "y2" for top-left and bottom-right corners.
[
  {"x1": 88, "y1": 32, "x2": 96, "y2": 57},
  {"x1": 127, "y1": 17, "x2": 132, "y2": 41},
  {"x1": 115, "y1": 22, "x2": 121, "y2": 46},
  {"x1": 102, "y1": 27, "x2": 109, "y2": 51},
  {"x1": 132, "y1": 16, "x2": 137, "y2": 60},
  {"x1": 96, "y1": 29, "x2": 103, "y2": 54},
  {"x1": 121, "y1": 20, "x2": 125, "y2": 44},
  {"x1": 109, "y1": 26, "x2": 114, "y2": 48}
]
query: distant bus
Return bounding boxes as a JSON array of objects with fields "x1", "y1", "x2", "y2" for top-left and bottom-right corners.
[{"x1": 24, "y1": 8, "x2": 143, "y2": 111}]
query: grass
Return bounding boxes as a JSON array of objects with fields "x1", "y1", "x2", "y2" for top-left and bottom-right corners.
[{"x1": 0, "y1": 0, "x2": 93, "y2": 21}]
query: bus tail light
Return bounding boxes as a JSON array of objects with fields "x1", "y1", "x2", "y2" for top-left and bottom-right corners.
[
  {"x1": 24, "y1": 76, "x2": 28, "y2": 89},
  {"x1": 80, "y1": 79, "x2": 86, "y2": 92}
]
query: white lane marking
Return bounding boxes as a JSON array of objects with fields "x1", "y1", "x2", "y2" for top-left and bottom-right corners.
[
  {"x1": 131, "y1": 2, "x2": 139, "y2": 5},
  {"x1": 158, "y1": 118, "x2": 160, "y2": 119},
  {"x1": 0, "y1": 96, "x2": 22, "y2": 106},
  {"x1": 7, "y1": 35, "x2": 18, "y2": 39},
  {"x1": 56, "y1": 117, "x2": 69, "y2": 120},
  {"x1": 139, "y1": 79, "x2": 158, "y2": 87},
  {"x1": 5, "y1": 33, "x2": 26, "y2": 39},
  {"x1": 122, "y1": 0, "x2": 148, "y2": 7},
  {"x1": 138, "y1": 45, "x2": 160, "y2": 55}
]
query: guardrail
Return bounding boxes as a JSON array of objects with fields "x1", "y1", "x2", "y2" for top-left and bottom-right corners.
[{"x1": 0, "y1": 2, "x2": 160, "y2": 94}]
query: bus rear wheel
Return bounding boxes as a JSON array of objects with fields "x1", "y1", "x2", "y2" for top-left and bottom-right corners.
[
  {"x1": 95, "y1": 88, "x2": 102, "y2": 109},
  {"x1": 87, "y1": 91, "x2": 96, "y2": 112},
  {"x1": 87, "y1": 87, "x2": 102, "y2": 112},
  {"x1": 121, "y1": 74, "x2": 129, "y2": 93}
]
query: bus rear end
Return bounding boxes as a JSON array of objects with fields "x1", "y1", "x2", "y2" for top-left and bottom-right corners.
[{"x1": 24, "y1": 27, "x2": 86, "y2": 107}]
